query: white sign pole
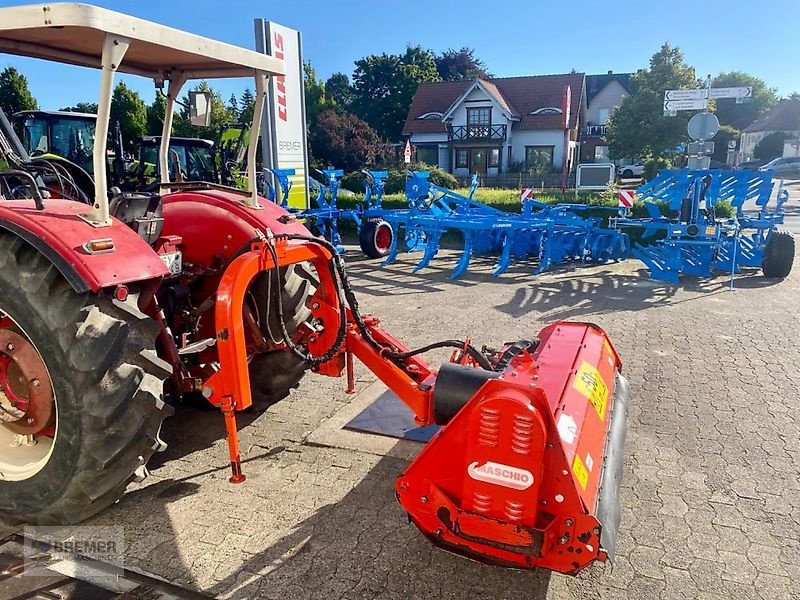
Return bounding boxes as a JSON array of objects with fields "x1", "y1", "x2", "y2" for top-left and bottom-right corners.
[{"x1": 255, "y1": 19, "x2": 310, "y2": 210}]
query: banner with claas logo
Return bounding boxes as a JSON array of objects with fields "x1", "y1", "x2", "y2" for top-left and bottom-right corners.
[{"x1": 255, "y1": 20, "x2": 309, "y2": 210}]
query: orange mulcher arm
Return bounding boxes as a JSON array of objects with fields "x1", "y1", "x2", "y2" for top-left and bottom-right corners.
[{"x1": 202, "y1": 232, "x2": 629, "y2": 575}]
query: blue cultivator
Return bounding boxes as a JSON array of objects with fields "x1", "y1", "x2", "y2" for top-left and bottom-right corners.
[
  {"x1": 261, "y1": 168, "x2": 297, "y2": 208},
  {"x1": 613, "y1": 169, "x2": 790, "y2": 284},
  {"x1": 375, "y1": 171, "x2": 629, "y2": 279}
]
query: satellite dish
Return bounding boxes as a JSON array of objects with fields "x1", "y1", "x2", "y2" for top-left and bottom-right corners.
[{"x1": 688, "y1": 112, "x2": 720, "y2": 141}]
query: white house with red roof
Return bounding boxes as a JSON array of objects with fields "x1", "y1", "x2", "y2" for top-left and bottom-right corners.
[{"x1": 402, "y1": 73, "x2": 587, "y2": 177}]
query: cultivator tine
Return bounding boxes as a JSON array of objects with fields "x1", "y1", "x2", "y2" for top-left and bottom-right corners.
[
  {"x1": 449, "y1": 230, "x2": 474, "y2": 279},
  {"x1": 381, "y1": 225, "x2": 401, "y2": 266},
  {"x1": 412, "y1": 230, "x2": 442, "y2": 273},
  {"x1": 492, "y1": 231, "x2": 514, "y2": 276}
]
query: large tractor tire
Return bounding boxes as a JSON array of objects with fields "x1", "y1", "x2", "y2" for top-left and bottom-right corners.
[
  {"x1": 0, "y1": 235, "x2": 172, "y2": 525},
  {"x1": 247, "y1": 264, "x2": 316, "y2": 409},
  {"x1": 762, "y1": 229, "x2": 795, "y2": 279}
]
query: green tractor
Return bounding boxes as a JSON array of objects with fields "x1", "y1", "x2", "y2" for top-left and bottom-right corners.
[
  {"x1": 12, "y1": 110, "x2": 96, "y2": 197},
  {"x1": 13, "y1": 109, "x2": 251, "y2": 194}
]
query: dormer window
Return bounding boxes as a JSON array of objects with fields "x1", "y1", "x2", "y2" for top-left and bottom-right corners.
[
  {"x1": 417, "y1": 112, "x2": 443, "y2": 120},
  {"x1": 529, "y1": 107, "x2": 562, "y2": 115}
]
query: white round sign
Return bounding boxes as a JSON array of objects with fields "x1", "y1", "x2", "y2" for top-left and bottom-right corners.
[{"x1": 688, "y1": 112, "x2": 720, "y2": 141}]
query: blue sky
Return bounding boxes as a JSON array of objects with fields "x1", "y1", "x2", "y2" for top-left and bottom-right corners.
[{"x1": 1, "y1": 0, "x2": 798, "y2": 110}]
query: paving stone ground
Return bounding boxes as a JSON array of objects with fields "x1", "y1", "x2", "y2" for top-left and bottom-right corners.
[{"x1": 2, "y1": 188, "x2": 799, "y2": 599}]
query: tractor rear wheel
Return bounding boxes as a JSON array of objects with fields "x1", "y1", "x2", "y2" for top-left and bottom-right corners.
[
  {"x1": 247, "y1": 264, "x2": 316, "y2": 409},
  {"x1": 0, "y1": 235, "x2": 172, "y2": 525},
  {"x1": 762, "y1": 229, "x2": 795, "y2": 279}
]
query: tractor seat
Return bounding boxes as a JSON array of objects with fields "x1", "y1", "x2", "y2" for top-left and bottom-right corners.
[{"x1": 109, "y1": 188, "x2": 164, "y2": 245}]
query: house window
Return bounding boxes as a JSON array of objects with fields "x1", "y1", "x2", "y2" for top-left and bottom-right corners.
[
  {"x1": 456, "y1": 149, "x2": 468, "y2": 168},
  {"x1": 598, "y1": 108, "x2": 610, "y2": 125},
  {"x1": 594, "y1": 145, "x2": 609, "y2": 161},
  {"x1": 416, "y1": 146, "x2": 438, "y2": 166},
  {"x1": 525, "y1": 146, "x2": 554, "y2": 168},
  {"x1": 467, "y1": 107, "x2": 491, "y2": 126},
  {"x1": 529, "y1": 107, "x2": 562, "y2": 116},
  {"x1": 489, "y1": 148, "x2": 500, "y2": 168}
]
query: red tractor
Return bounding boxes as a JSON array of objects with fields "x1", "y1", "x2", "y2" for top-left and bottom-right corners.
[{"x1": 0, "y1": 4, "x2": 628, "y2": 575}]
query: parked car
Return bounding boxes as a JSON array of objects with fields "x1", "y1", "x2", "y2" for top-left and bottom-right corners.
[
  {"x1": 758, "y1": 156, "x2": 800, "y2": 178},
  {"x1": 736, "y1": 159, "x2": 763, "y2": 171},
  {"x1": 617, "y1": 161, "x2": 645, "y2": 178}
]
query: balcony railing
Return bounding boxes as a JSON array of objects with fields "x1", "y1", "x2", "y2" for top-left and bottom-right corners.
[
  {"x1": 583, "y1": 124, "x2": 607, "y2": 137},
  {"x1": 448, "y1": 124, "x2": 507, "y2": 141}
]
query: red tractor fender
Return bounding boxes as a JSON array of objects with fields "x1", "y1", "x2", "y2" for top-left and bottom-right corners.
[
  {"x1": 160, "y1": 189, "x2": 312, "y2": 267},
  {"x1": 0, "y1": 200, "x2": 169, "y2": 294}
]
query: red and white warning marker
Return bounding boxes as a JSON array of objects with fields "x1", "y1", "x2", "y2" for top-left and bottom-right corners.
[
  {"x1": 520, "y1": 188, "x2": 534, "y2": 203},
  {"x1": 618, "y1": 189, "x2": 636, "y2": 208}
]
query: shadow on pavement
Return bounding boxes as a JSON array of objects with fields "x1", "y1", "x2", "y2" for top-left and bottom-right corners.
[
  {"x1": 195, "y1": 453, "x2": 551, "y2": 600},
  {"x1": 112, "y1": 397, "x2": 558, "y2": 600}
]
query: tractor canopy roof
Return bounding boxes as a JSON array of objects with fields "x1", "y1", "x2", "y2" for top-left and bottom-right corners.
[
  {"x1": 0, "y1": 3, "x2": 284, "y2": 79},
  {"x1": 13, "y1": 110, "x2": 96, "y2": 120},
  {"x1": 0, "y1": 3, "x2": 282, "y2": 226}
]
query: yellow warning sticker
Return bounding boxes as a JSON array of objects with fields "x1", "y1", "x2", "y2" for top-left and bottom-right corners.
[
  {"x1": 573, "y1": 361, "x2": 609, "y2": 421},
  {"x1": 572, "y1": 454, "x2": 589, "y2": 490},
  {"x1": 706, "y1": 226, "x2": 717, "y2": 236}
]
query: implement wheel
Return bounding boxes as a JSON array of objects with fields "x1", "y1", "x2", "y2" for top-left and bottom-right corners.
[
  {"x1": 762, "y1": 229, "x2": 795, "y2": 279},
  {"x1": 0, "y1": 235, "x2": 172, "y2": 525},
  {"x1": 359, "y1": 219, "x2": 394, "y2": 259}
]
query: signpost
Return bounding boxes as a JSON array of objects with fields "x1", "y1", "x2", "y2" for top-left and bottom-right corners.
[
  {"x1": 255, "y1": 20, "x2": 309, "y2": 210},
  {"x1": 662, "y1": 78, "x2": 753, "y2": 168},
  {"x1": 708, "y1": 86, "x2": 752, "y2": 102},
  {"x1": 663, "y1": 83, "x2": 752, "y2": 116},
  {"x1": 664, "y1": 98, "x2": 708, "y2": 112}
]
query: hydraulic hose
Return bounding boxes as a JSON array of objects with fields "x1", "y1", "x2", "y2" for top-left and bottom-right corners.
[{"x1": 282, "y1": 233, "x2": 495, "y2": 371}]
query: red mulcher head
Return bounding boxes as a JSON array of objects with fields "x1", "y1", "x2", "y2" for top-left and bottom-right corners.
[{"x1": 396, "y1": 322, "x2": 628, "y2": 574}]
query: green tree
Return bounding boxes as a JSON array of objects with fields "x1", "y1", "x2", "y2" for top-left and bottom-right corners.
[
  {"x1": 753, "y1": 131, "x2": 788, "y2": 161},
  {"x1": 435, "y1": 47, "x2": 491, "y2": 81},
  {"x1": 606, "y1": 43, "x2": 697, "y2": 160},
  {"x1": 110, "y1": 82, "x2": 147, "y2": 151},
  {"x1": 712, "y1": 72, "x2": 778, "y2": 130},
  {"x1": 351, "y1": 45, "x2": 440, "y2": 141},
  {"x1": 239, "y1": 88, "x2": 255, "y2": 124},
  {"x1": 304, "y1": 62, "x2": 328, "y2": 125},
  {"x1": 0, "y1": 67, "x2": 38, "y2": 117},
  {"x1": 59, "y1": 102, "x2": 98, "y2": 114},
  {"x1": 227, "y1": 94, "x2": 240, "y2": 120},
  {"x1": 324, "y1": 72, "x2": 353, "y2": 108},
  {"x1": 146, "y1": 94, "x2": 166, "y2": 135}
]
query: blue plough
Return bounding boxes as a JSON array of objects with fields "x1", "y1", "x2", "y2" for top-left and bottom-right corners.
[{"x1": 612, "y1": 169, "x2": 788, "y2": 284}]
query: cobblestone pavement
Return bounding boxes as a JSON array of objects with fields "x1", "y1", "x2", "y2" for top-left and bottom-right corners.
[{"x1": 3, "y1": 202, "x2": 800, "y2": 599}]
